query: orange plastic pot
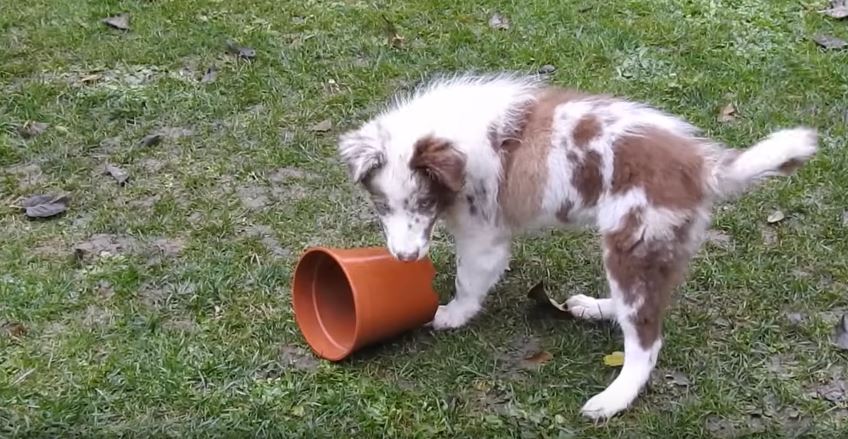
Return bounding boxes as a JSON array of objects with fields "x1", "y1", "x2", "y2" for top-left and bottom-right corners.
[{"x1": 292, "y1": 247, "x2": 439, "y2": 361}]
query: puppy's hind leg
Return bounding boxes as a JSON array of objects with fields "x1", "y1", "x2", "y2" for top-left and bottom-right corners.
[
  {"x1": 580, "y1": 213, "x2": 693, "y2": 420},
  {"x1": 430, "y1": 227, "x2": 512, "y2": 330}
]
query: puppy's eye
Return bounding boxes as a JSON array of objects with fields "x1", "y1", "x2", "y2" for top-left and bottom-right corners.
[{"x1": 418, "y1": 197, "x2": 436, "y2": 210}]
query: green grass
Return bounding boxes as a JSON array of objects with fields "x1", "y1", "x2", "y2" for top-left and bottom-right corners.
[{"x1": 2, "y1": 0, "x2": 847, "y2": 436}]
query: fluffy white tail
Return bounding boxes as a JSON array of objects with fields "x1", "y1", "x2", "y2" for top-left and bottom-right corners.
[{"x1": 713, "y1": 128, "x2": 818, "y2": 198}]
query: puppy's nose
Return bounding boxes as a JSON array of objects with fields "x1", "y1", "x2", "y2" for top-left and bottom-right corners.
[{"x1": 396, "y1": 251, "x2": 418, "y2": 262}]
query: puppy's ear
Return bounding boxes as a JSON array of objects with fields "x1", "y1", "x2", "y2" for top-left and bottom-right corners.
[
  {"x1": 338, "y1": 126, "x2": 386, "y2": 183},
  {"x1": 410, "y1": 136, "x2": 466, "y2": 192}
]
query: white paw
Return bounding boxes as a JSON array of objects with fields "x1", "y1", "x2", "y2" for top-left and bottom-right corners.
[
  {"x1": 580, "y1": 389, "x2": 633, "y2": 420},
  {"x1": 566, "y1": 294, "x2": 611, "y2": 320},
  {"x1": 429, "y1": 301, "x2": 480, "y2": 330}
]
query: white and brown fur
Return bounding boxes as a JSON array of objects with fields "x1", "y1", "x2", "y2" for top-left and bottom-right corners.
[{"x1": 337, "y1": 74, "x2": 818, "y2": 419}]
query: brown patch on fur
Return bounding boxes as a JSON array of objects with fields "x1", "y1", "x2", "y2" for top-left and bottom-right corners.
[
  {"x1": 603, "y1": 208, "x2": 694, "y2": 348},
  {"x1": 572, "y1": 150, "x2": 603, "y2": 206},
  {"x1": 573, "y1": 115, "x2": 602, "y2": 149},
  {"x1": 555, "y1": 200, "x2": 573, "y2": 223},
  {"x1": 611, "y1": 128, "x2": 705, "y2": 209},
  {"x1": 410, "y1": 136, "x2": 466, "y2": 192},
  {"x1": 499, "y1": 88, "x2": 590, "y2": 226}
]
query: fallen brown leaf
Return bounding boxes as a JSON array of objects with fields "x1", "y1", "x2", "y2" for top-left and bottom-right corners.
[
  {"x1": 309, "y1": 119, "x2": 333, "y2": 132},
  {"x1": 139, "y1": 133, "x2": 162, "y2": 147},
  {"x1": 488, "y1": 13, "x2": 510, "y2": 30},
  {"x1": 537, "y1": 64, "x2": 556, "y2": 75},
  {"x1": 102, "y1": 13, "x2": 130, "y2": 31},
  {"x1": 813, "y1": 34, "x2": 847, "y2": 50},
  {"x1": 79, "y1": 73, "x2": 102, "y2": 84},
  {"x1": 767, "y1": 210, "x2": 786, "y2": 224},
  {"x1": 20, "y1": 194, "x2": 70, "y2": 218},
  {"x1": 105, "y1": 164, "x2": 129, "y2": 185},
  {"x1": 1, "y1": 322, "x2": 28, "y2": 339},
  {"x1": 833, "y1": 314, "x2": 848, "y2": 351},
  {"x1": 201, "y1": 66, "x2": 217, "y2": 83},
  {"x1": 526, "y1": 280, "x2": 570, "y2": 315},
  {"x1": 521, "y1": 350, "x2": 553, "y2": 367},
  {"x1": 381, "y1": 15, "x2": 404, "y2": 48},
  {"x1": 226, "y1": 39, "x2": 256, "y2": 60},
  {"x1": 718, "y1": 103, "x2": 737, "y2": 122},
  {"x1": 18, "y1": 121, "x2": 49, "y2": 138},
  {"x1": 665, "y1": 370, "x2": 691, "y2": 386}
]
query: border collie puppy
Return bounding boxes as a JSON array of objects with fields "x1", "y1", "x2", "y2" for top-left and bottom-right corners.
[{"x1": 337, "y1": 73, "x2": 817, "y2": 419}]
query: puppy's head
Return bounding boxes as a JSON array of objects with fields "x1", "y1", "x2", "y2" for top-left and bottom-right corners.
[{"x1": 338, "y1": 124, "x2": 466, "y2": 261}]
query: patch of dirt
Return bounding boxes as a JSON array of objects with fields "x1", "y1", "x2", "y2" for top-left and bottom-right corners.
[
  {"x1": 494, "y1": 335, "x2": 549, "y2": 379},
  {"x1": 74, "y1": 234, "x2": 137, "y2": 262},
  {"x1": 97, "y1": 280, "x2": 115, "y2": 299},
  {"x1": 764, "y1": 354, "x2": 799, "y2": 379},
  {"x1": 138, "y1": 282, "x2": 169, "y2": 309},
  {"x1": 806, "y1": 365, "x2": 848, "y2": 404},
  {"x1": 784, "y1": 311, "x2": 806, "y2": 326},
  {"x1": 761, "y1": 227, "x2": 778, "y2": 247},
  {"x1": 161, "y1": 317, "x2": 199, "y2": 333},
  {"x1": 139, "y1": 158, "x2": 165, "y2": 173},
  {"x1": 128, "y1": 195, "x2": 161, "y2": 210},
  {"x1": 81, "y1": 305, "x2": 115, "y2": 328},
  {"x1": 278, "y1": 345, "x2": 320, "y2": 371},
  {"x1": 243, "y1": 225, "x2": 289, "y2": 258},
  {"x1": 155, "y1": 126, "x2": 194, "y2": 140},
  {"x1": 99, "y1": 136, "x2": 123, "y2": 153},
  {"x1": 706, "y1": 229, "x2": 734, "y2": 249},
  {"x1": 466, "y1": 379, "x2": 513, "y2": 416},
  {"x1": 817, "y1": 308, "x2": 848, "y2": 326},
  {"x1": 151, "y1": 237, "x2": 186, "y2": 257},
  {"x1": 5, "y1": 163, "x2": 45, "y2": 189},
  {"x1": 32, "y1": 237, "x2": 69, "y2": 259},
  {"x1": 237, "y1": 185, "x2": 270, "y2": 210},
  {"x1": 138, "y1": 282, "x2": 195, "y2": 309},
  {"x1": 268, "y1": 167, "x2": 307, "y2": 184}
]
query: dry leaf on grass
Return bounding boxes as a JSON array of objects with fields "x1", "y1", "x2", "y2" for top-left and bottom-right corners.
[
  {"x1": 488, "y1": 13, "x2": 510, "y2": 30},
  {"x1": 833, "y1": 314, "x2": 848, "y2": 351},
  {"x1": 18, "y1": 121, "x2": 49, "y2": 138},
  {"x1": 603, "y1": 351, "x2": 624, "y2": 367},
  {"x1": 226, "y1": 39, "x2": 256, "y2": 60},
  {"x1": 665, "y1": 370, "x2": 691, "y2": 386},
  {"x1": 767, "y1": 210, "x2": 786, "y2": 224},
  {"x1": 20, "y1": 194, "x2": 70, "y2": 218},
  {"x1": 102, "y1": 13, "x2": 130, "y2": 31},
  {"x1": 718, "y1": 103, "x2": 737, "y2": 122},
  {"x1": 201, "y1": 67, "x2": 217, "y2": 83},
  {"x1": 309, "y1": 119, "x2": 333, "y2": 132},
  {"x1": 139, "y1": 133, "x2": 162, "y2": 147},
  {"x1": 1, "y1": 322, "x2": 28, "y2": 339},
  {"x1": 813, "y1": 34, "x2": 847, "y2": 50},
  {"x1": 521, "y1": 350, "x2": 553, "y2": 368},
  {"x1": 537, "y1": 64, "x2": 556, "y2": 75},
  {"x1": 79, "y1": 73, "x2": 102, "y2": 84},
  {"x1": 105, "y1": 164, "x2": 129, "y2": 185},
  {"x1": 526, "y1": 281, "x2": 570, "y2": 315},
  {"x1": 381, "y1": 15, "x2": 405, "y2": 48}
]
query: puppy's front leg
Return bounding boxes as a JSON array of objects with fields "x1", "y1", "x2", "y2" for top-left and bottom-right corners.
[{"x1": 431, "y1": 228, "x2": 511, "y2": 330}]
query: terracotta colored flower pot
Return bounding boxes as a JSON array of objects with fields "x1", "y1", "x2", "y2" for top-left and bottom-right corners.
[{"x1": 292, "y1": 247, "x2": 439, "y2": 361}]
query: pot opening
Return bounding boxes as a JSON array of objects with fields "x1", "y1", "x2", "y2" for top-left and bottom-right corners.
[{"x1": 294, "y1": 251, "x2": 357, "y2": 358}]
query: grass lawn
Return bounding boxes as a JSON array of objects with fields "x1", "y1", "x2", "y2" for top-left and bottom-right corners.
[{"x1": 2, "y1": 0, "x2": 848, "y2": 436}]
